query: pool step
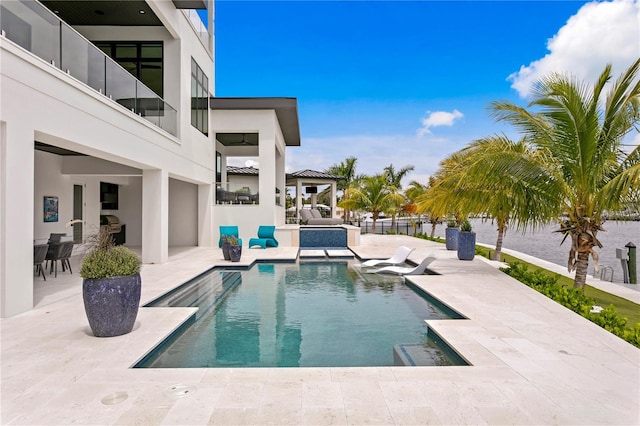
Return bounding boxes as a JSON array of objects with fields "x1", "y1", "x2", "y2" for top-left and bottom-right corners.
[
  {"x1": 146, "y1": 270, "x2": 242, "y2": 310},
  {"x1": 299, "y1": 248, "x2": 354, "y2": 259}
]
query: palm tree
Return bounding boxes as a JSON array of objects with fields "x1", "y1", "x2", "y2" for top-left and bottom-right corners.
[
  {"x1": 339, "y1": 174, "x2": 404, "y2": 233},
  {"x1": 412, "y1": 176, "x2": 446, "y2": 238},
  {"x1": 325, "y1": 157, "x2": 360, "y2": 222},
  {"x1": 404, "y1": 180, "x2": 430, "y2": 234},
  {"x1": 384, "y1": 163, "x2": 415, "y2": 229},
  {"x1": 489, "y1": 59, "x2": 640, "y2": 290},
  {"x1": 417, "y1": 151, "x2": 471, "y2": 230},
  {"x1": 428, "y1": 135, "x2": 552, "y2": 260}
]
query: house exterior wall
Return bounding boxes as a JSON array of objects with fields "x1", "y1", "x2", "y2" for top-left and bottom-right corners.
[
  {"x1": 169, "y1": 178, "x2": 198, "y2": 246},
  {"x1": 0, "y1": 0, "x2": 216, "y2": 317},
  {"x1": 212, "y1": 109, "x2": 288, "y2": 244}
]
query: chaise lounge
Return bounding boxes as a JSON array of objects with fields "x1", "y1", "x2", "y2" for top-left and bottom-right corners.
[
  {"x1": 367, "y1": 253, "x2": 438, "y2": 275},
  {"x1": 359, "y1": 246, "x2": 414, "y2": 268},
  {"x1": 299, "y1": 209, "x2": 343, "y2": 225}
]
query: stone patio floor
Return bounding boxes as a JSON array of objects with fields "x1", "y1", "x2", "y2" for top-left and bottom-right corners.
[{"x1": 1, "y1": 234, "x2": 639, "y2": 425}]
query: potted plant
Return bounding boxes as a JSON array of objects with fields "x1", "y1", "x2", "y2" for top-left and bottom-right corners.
[
  {"x1": 80, "y1": 227, "x2": 142, "y2": 337},
  {"x1": 457, "y1": 219, "x2": 476, "y2": 260},
  {"x1": 445, "y1": 219, "x2": 459, "y2": 250},
  {"x1": 221, "y1": 235, "x2": 232, "y2": 261},
  {"x1": 226, "y1": 235, "x2": 242, "y2": 262}
]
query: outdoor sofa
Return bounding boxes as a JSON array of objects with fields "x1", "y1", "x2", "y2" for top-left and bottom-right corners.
[{"x1": 299, "y1": 208, "x2": 343, "y2": 225}]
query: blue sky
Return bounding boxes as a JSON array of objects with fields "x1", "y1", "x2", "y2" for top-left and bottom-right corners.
[{"x1": 208, "y1": 0, "x2": 640, "y2": 185}]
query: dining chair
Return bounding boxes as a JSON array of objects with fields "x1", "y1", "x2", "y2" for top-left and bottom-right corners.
[{"x1": 34, "y1": 244, "x2": 49, "y2": 281}]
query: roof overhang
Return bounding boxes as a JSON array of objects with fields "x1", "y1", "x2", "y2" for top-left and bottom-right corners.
[
  {"x1": 172, "y1": 0, "x2": 207, "y2": 9},
  {"x1": 285, "y1": 169, "x2": 343, "y2": 187},
  {"x1": 210, "y1": 97, "x2": 301, "y2": 147}
]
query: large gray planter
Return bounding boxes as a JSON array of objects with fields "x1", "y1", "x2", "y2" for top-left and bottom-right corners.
[
  {"x1": 221, "y1": 241, "x2": 231, "y2": 260},
  {"x1": 229, "y1": 245, "x2": 242, "y2": 262},
  {"x1": 83, "y1": 274, "x2": 141, "y2": 337},
  {"x1": 445, "y1": 227, "x2": 459, "y2": 250},
  {"x1": 457, "y1": 231, "x2": 476, "y2": 260}
]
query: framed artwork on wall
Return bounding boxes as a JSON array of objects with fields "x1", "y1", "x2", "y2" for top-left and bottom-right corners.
[{"x1": 43, "y1": 196, "x2": 59, "y2": 222}]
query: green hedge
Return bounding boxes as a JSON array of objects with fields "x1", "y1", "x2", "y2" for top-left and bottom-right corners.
[
  {"x1": 413, "y1": 233, "x2": 445, "y2": 243},
  {"x1": 501, "y1": 262, "x2": 640, "y2": 348}
]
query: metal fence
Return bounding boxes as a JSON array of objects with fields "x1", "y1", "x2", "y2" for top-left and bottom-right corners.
[{"x1": 356, "y1": 220, "x2": 427, "y2": 236}]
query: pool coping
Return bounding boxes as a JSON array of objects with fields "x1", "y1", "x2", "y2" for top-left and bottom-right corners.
[{"x1": 2, "y1": 234, "x2": 639, "y2": 425}]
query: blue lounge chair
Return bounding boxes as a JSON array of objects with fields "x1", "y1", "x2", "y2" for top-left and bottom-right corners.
[
  {"x1": 248, "y1": 226, "x2": 278, "y2": 249},
  {"x1": 218, "y1": 225, "x2": 242, "y2": 247}
]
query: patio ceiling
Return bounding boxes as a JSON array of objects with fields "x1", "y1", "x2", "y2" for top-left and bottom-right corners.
[
  {"x1": 210, "y1": 97, "x2": 301, "y2": 147},
  {"x1": 216, "y1": 133, "x2": 259, "y2": 147},
  {"x1": 40, "y1": 1, "x2": 163, "y2": 26}
]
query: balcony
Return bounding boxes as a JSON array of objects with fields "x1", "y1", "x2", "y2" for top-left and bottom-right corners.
[{"x1": 0, "y1": 0, "x2": 177, "y2": 136}]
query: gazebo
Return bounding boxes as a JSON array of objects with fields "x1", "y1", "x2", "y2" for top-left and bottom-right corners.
[{"x1": 286, "y1": 169, "x2": 343, "y2": 223}]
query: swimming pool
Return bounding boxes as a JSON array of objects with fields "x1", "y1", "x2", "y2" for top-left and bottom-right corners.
[{"x1": 136, "y1": 261, "x2": 467, "y2": 368}]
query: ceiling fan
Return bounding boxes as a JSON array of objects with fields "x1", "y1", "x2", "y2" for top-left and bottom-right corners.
[{"x1": 230, "y1": 134, "x2": 255, "y2": 146}]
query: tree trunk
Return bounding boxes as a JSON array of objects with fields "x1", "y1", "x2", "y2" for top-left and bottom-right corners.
[
  {"x1": 391, "y1": 213, "x2": 396, "y2": 230},
  {"x1": 573, "y1": 250, "x2": 590, "y2": 291},
  {"x1": 430, "y1": 222, "x2": 437, "y2": 238},
  {"x1": 493, "y1": 222, "x2": 506, "y2": 261}
]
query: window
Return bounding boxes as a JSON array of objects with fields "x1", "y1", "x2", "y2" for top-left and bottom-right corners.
[
  {"x1": 95, "y1": 41, "x2": 163, "y2": 97},
  {"x1": 216, "y1": 151, "x2": 222, "y2": 183},
  {"x1": 191, "y1": 58, "x2": 209, "y2": 135}
]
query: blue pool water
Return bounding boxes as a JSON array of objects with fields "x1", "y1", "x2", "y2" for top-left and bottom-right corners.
[{"x1": 137, "y1": 261, "x2": 466, "y2": 368}]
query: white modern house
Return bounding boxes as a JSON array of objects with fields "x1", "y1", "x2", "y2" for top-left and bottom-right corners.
[{"x1": 0, "y1": 0, "x2": 300, "y2": 317}]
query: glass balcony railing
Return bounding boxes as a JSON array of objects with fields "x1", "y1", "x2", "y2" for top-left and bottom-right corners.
[
  {"x1": 1, "y1": 0, "x2": 177, "y2": 136},
  {"x1": 216, "y1": 183, "x2": 260, "y2": 205},
  {"x1": 183, "y1": 9, "x2": 211, "y2": 51}
]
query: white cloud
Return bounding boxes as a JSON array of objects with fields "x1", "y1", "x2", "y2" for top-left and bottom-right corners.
[
  {"x1": 417, "y1": 109, "x2": 464, "y2": 136},
  {"x1": 509, "y1": 0, "x2": 640, "y2": 98}
]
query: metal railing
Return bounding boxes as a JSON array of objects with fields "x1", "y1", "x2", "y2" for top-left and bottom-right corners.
[
  {"x1": 358, "y1": 220, "x2": 425, "y2": 236},
  {"x1": 1, "y1": 0, "x2": 177, "y2": 136}
]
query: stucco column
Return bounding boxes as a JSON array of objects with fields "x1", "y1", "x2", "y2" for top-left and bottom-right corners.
[
  {"x1": 296, "y1": 180, "x2": 303, "y2": 223},
  {"x1": 275, "y1": 147, "x2": 285, "y2": 225},
  {"x1": 258, "y1": 127, "x2": 276, "y2": 221},
  {"x1": 1, "y1": 122, "x2": 35, "y2": 317},
  {"x1": 330, "y1": 182, "x2": 337, "y2": 218},
  {"x1": 198, "y1": 183, "x2": 213, "y2": 247},
  {"x1": 142, "y1": 169, "x2": 168, "y2": 264}
]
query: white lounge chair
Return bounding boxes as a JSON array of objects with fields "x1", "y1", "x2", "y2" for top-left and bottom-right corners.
[
  {"x1": 369, "y1": 254, "x2": 438, "y2": 275},
  {"x1": 360, "y1": 246, "x2": 414, "y2": 268}
]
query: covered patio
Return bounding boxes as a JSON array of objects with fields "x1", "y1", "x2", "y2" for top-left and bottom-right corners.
[{"x1": 286, "y1": 169, "x2": 343, "y2": 223}]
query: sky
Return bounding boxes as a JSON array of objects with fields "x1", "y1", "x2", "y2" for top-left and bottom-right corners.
[{"x1": 209, "y1": 0, "x2": 640, "y2": 186}]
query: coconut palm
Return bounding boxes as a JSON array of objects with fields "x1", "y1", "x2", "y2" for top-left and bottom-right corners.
[
  {"x1": 417, "y1": 151, "x2": 471, "y2": 229},
  {"x1": 339, "y1": 174, "x2": 404, "y2": 233},
  {"x1": 384, "y1": 163, "x2": 415, "y2": 229},
  {"x1": 489, "y1": 59, "x2": 640, "y2": 289},
  {"x1": 325, "y1": 156, "x2": 361, "y2": 222},
  {"x1": 405, "y1": 179, "x2": 440, "y2": 236},
  {"x1": 431, "y1": 135, "x2": 552, "y2": 260}
]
